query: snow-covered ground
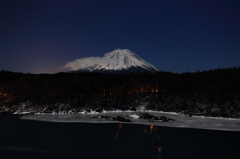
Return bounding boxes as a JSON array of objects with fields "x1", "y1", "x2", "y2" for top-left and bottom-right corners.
[{"x1": 20, "y1": 111, "x2": 240, "y2": 131}]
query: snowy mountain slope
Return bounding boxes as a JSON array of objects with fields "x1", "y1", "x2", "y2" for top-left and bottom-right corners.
[{"x1": 75, "y1": 49, "x2": 161, "y2": 74}]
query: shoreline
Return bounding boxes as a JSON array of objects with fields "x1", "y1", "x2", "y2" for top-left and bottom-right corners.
[
  {"x1": 8, "y1": 109, "x2": 239, "y2": 121},
  {"x1": 19, "y1": 110, "x2": 240, "y2": 132}
]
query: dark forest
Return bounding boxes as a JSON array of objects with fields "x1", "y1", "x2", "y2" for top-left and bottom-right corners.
[{"x1": 0, "y1": 67, "x2": 240, "y2": 118}]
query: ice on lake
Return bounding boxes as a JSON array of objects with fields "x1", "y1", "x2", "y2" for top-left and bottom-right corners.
[{"x1": 21, "y1": 111, "x2": 240, "y2": 131}]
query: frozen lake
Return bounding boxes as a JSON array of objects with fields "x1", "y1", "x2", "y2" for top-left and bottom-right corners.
[
  {"x1": 1, "y1": 114, "x2": 240, "y2": 159},
  {"x1": 21, "y1": 111, "x2": 240, "y2": 131}
]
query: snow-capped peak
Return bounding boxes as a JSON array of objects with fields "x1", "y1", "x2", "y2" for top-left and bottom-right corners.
[
  {"x1": 64, "y1": 49, "x2": 161, "y2": 74},
  {"x1": 101, "y1": 49, "x2": 160, "y2": 71}
]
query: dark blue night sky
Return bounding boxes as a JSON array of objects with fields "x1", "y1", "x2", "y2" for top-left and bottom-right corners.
[{"x1": 1, "y1": 0, "x2": 239, "y2": 73}]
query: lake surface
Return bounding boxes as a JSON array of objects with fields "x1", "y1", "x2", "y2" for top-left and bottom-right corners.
[
  {"x1": 0, "y1": 115, "x2": 240, "y2": 159},
  {"x1": 22, "y1": 111, "x2": 240, "y2": 131}
]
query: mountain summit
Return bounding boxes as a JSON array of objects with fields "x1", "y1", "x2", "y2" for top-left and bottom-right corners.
[{"x1": 65, "y1": 49, "x2": 161, "y2": 74}]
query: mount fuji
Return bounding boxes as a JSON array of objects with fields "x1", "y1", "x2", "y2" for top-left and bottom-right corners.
[{"x1": 64, "y1": 49, "x2": 161, "y2": 74}]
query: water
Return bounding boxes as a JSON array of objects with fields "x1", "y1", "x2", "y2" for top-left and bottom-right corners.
[{"x1": 0, "y1": 115, "x2": 239, "y2": 159}]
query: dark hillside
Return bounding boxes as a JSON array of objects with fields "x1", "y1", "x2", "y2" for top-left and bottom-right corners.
[{"x1": 0, "y1": 67, "x2": 240, "y2": 118}]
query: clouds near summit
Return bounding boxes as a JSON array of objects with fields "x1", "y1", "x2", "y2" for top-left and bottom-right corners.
[{"x1": 63, "y1": 57, "x2": 104, "y2": 70}]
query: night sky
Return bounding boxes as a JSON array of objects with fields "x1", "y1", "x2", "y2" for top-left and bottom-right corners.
[{"x1": 1, "y1": 0, "x2": 240, "y2": 73}]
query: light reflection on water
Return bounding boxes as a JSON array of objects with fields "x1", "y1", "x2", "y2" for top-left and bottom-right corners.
[
  {"x1": 114, "y1": 123, "x2": 162, "y2": 159},
  {"x1": 0, "y1": 115, "x2": 240, "y2": 159}
]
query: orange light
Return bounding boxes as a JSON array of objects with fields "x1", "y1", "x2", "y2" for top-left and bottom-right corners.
[
  {"x1": 150, "y1": 125, "x2": 154, "y2": 129},
  {"x1": 149, "y1": 125, "x2": 154, "y2": 133},
  {"x1": 157, "y1": 147, "x2": 162, "y2": 152},
  {"x1": 118, "y1": 123, "x2": 122, "y2": 130}
]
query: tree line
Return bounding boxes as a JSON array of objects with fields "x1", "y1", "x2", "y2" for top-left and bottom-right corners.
[{"x1": 0, "y1": 67, "x2": 240, "y2": 117}]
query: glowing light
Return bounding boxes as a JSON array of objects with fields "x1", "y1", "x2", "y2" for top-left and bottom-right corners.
[
  {"x1": 150, "y1": 125, "x2": 154, "y2": 133},
  {"x1": 157, "y1": 146, "x2": 162, "y2": 152},
  {"x1": 118, "y1": 123, "x2": 122, "y2": 130},
  {"x1": 150, "y1": 125, "x2": 154, "y2": 129}
]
